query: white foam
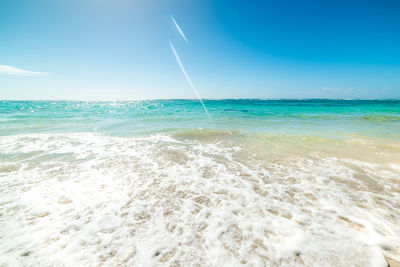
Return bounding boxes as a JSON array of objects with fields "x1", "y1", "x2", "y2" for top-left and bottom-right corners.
[{"x1": 0, "y1": 133, "x2": 398, "y2": 266}]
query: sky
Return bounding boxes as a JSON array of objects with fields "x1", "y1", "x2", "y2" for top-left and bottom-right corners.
[{"x1": 0, "y1": 0, "x2": 399, "y2": 100}]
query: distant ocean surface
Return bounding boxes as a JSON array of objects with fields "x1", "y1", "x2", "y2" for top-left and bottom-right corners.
[{"x1": 1, "y1": 100, "x2": 399, "y2": 266}]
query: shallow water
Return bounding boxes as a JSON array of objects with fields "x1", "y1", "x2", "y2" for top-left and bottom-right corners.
[{"x1": 0, "y1": 100, "x2": 399, "y2": 266}]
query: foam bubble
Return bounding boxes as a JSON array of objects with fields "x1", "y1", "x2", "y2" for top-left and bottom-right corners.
[{"x1": 0, "y1": 132, "x2": 399, "y2": 266}]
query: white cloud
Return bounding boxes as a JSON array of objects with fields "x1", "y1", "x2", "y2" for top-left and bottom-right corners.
[
  {"x1": 0, "y1": 65, "x2": 48, "y2": 76},
  {"x1": 322, "y1": 87, "x2": 342, "y2": 92},
  {"x1": 322, "y1": 87, "x2": 359, "y2": 94}
]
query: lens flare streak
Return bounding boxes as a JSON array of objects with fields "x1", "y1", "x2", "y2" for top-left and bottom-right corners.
[
  {"x1": 170, "y1": 15, "x2": 188, "y2": 44},
  {"x1": 169, "y1": 40, "x2": 212, "y2": 122}
]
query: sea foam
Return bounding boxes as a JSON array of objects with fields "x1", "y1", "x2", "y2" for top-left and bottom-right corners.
[{"x1": 0, "y1": 132, "x2": 399, "y2": 266}]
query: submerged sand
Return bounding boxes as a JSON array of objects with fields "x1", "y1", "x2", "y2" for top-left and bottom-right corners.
[{"x1": 388, "y1": 258, "x2": 400, "y2": 267}]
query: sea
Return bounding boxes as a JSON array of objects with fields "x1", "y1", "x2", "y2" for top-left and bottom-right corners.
[{"x1": 0, "y1": 99, "x2": 399, "y2": 266}]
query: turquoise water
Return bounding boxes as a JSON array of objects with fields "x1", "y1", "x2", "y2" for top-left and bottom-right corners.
[
  {"x1": 1, "y1": 100, "x2": 400, "y2": 266},
  {"x1": 1, "y1": 100, "x2": 399, "y2": 138}
]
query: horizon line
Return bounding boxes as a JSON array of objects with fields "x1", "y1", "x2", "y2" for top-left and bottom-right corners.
[{"x1": 1, "y1": 98, "x2": 399, "y2": 102}]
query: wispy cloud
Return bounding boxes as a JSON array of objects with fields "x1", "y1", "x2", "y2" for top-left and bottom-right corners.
[
  {"x1": 323, "y1": 87, "x2": 365, "y2": 94},
  {"x1": 294, "y1": 87, "x2": 367, "y2": 98},
  {"x1": 170, "y1": 15, "x2": 188, "y2": 44},
  {"x1": 322, "y1": 87, "x2": 342, "y2": 93},
  {"x1": 0, "y1": 65, "x2": 48, "y2": 76}
]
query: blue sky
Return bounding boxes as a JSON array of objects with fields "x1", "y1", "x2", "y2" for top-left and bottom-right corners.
[{"x1": 1, "y1": 0, "x2": 399, "y2": 100}]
